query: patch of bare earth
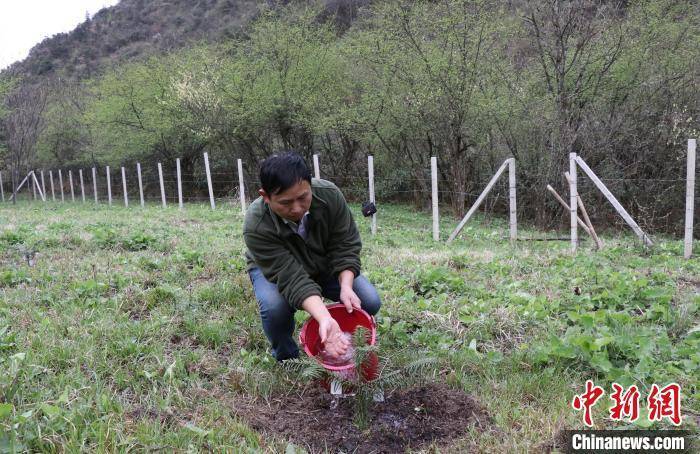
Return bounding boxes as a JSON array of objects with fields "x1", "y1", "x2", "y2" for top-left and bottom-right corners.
[{"x1": 231, "y1": 382, "x2": 493, "y2": 453}]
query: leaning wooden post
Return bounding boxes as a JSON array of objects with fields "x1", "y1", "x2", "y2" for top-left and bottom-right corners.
[
  {"x1": 368, "y1": 155, "x2": 376, "y2": 235},
  {"x1": 203, "y1": 152, "x2": 215, "y2": 209},
  {"x1": 547, "y1": 185, "x2": 592, "y2": 236},
  {"x1": 158, "y1": 163, "x2": 166, "y2": 208},
  {"x1": 0, "y1": 171, "x2": 4, "y2": 202},
  {"x1": 565, "y1": 171, "x2": 602, "y2": 250},
  {"x1": 35, "y1": 172, "x2": 43, "y2": 200},
  {"x1": 9, "y1": 173, "x2": 31, "y2": 202},
  {"x1": 575, "y1": 156, "x2": 653, "y2": 246},
  {"x1": 40, "y1": 171, "x2": 46, "y2": 197},
  {"x1": 68, "y1": 170, "x2": 75, "y2": 202},
  {"x1": 685, "y1": 139, "x2": 696, "y2": 259},
  {"x1": 447, "y1": 159, "x2": 510, "y2": 243},
  {"x1": 31, "y1": 172, "x2": 45, "y2": 201},
  {"x1": 313, "y1": 154, "x2": 320, "y2": 179},
  {"x1": 136, "y1": 163, "x2": 144, "y2": 207},
  {"x1": 237, "y1": 158, "x2": 246, "y2": 214},
  {"x1": 121, "y1": 167, "x2": 128, "y2": 207},
  {"x1": 92, "y1": 167, "x2": 98, "y2": 204},
  {"x1": 58, "y1": 169, "x2": 65, "y2": 202},
  {"x1": 79, "y1": 169, "x2": 85, "y2": 202},
  {"x1": 50, "y1": 170, "x2": 56, "y2": 201},
  {"x1": 176, "y1": 158, "x2": 183, "y2": 210},
  {"x1": 569, "y1": 153, "x2": 577, "y2": 252},
  {"x1": 106, "y1": 166, "x2": 112, "y2": 206},
  {"x1": 508, "y1": 158, "x2": 517, "y2": 242},
  {"x1": 10, "y1": 172, "x2": 32, "y2": 203},
  {"x1": 431, "y1": 156, "x2": 439, "y2": 241}
]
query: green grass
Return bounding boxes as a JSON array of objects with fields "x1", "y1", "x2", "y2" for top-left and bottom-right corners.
[{"x1": 1, "y1": 200, "x2": 698, "y2": 452}]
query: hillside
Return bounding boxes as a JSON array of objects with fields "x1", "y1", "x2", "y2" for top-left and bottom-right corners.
[{"x1": 3, "y1": 0, "x2": 369, "y2": 80}]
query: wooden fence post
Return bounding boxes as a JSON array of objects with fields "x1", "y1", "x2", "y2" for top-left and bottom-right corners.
[
  {"x1": 79, "y1": 169, "x2": 85, "y2": 202},
  {"x1": 50, "y1": 170, "x2": 55, "y2": 201},
  {"x1": 564, "y1": 171, "x2": 602, "y2": 250},
  {"x1": 106, "y1": 166, "x2": 112, "y2": 206},
  {"x1": 9, "y1": 173, "x2": 31, "y2": 202},
  {"x1": 685, "y1": 138, "x2": 696, "y2": 258},
  {"x1": 431, "y1": 156, "x2": 439, "y2": 241},
  {"x1": 58, "y1": 169, "x2": 65, "y2": 202},
  {"x1": 69, "y1": 170, "x2": 75, "y2": 202},
  {"x1": 547, "y1": 185, "x2": 592, "y2": 236},
  {"x1": 368, "y1": 155, "x2": 376, "y2": 235},
  {"x1": 509, "y1": 158, "x2": 517, "y2": 242},
  {"x1": 31, "y1": 170, "x2": 37, "y2": 200},
  {"x1": 204, "y1": 152, "x2": 215, "y2": 209},
  {"x1": 569, "y1": 153, "x2": 577, "y2": 252},
  {"x1": 237, "y1": 158, "x2": 246, "y2": 214},
  {"x1": 176, "y1": 158, "x2": 183, "y2": 210},
  {"x1": 447, "y1": 159, "x2": 510, "y2": 243},
  {"x1": 40, "y1": 171, "x2": 46, "y2": 196},
  {"x1": 92, "y1": 167, "x2": 98, "y2": 204},
  {"x1": 137, "y1": 163, "x2": 144, "y2": 207},
  {"x1": 575, "y1": 155, "x2": 653, "y2": 246},
  {"x1": 313, "y1": 154, "x2": 320, "y2": 179},
  {"x1": 121, "y1": 167, "x2": 128, "y2": 207},
  {"x1": 31, "y1": 172, "x2": 45, "y2": 201},
  {"x1": 158, "y1": 163, "x2": 166, "y2": 208}
]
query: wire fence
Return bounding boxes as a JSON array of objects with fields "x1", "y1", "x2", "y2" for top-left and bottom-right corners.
[
  {"x1": 0, "y1": 164, "x2": 694, "y2": 208},
  {"x1": 1, "y1": 143, "x2": 697, "y2": 256}
]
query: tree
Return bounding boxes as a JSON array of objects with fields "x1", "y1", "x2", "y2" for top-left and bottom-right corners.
[
  {"x1": 345, "y1": 0, "x2": 510, "y2": 215},
  {"x1": 2, "y1": 80, "x2": 49, "y2": 203},
  {"x1": 85, "y1": 56, "x2": 210, "y2": 193},
  {"x1": 0, "y1": 77, "x2": 17, "y2": 169},
  {"x1": 35, "y1": 79, "x2": 94, "y2": 168},
  {"x1": 521, "y1": 1, "x2": 626, "y2": 204},
  {"x1": 520, "y1": 0, "x2": 700, "y2": 228}
]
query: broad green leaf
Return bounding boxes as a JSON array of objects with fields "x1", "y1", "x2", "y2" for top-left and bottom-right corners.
[
  {"x1": 0, "y1": 403, "x2": 12, "y2": 419},
  {"x1": 591, "y1": 353, "x2": 613, "y2": 372},
  {"x1": 593, "y1": 337, "x2": 614, "y2": 350},
  {"x1": 40, "y1": 404, "x2": 60, "y2": 418}
]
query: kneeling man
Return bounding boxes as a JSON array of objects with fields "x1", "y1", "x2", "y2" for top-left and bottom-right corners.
[{"x1": 244, "y1": 151, "x2": 381, "y2": 361}]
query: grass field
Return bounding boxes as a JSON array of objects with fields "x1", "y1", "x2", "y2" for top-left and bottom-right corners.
[{"x1": 1, "y1": 201, "x2": 698, "y2": 452}]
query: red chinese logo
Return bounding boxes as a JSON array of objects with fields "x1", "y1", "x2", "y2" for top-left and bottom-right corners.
[
  {"x1": 572, "y1": 380, "x2": 605, "y2": 427},
  {"x1": 609, "y1": 383, "x2": 640, "y2": 422},
  {"x1": 648, "y1": 383, "x2": 682, "y2": 425},
  {"x1": 573, "y1": 381, "x2": 683, "y2": 426}
]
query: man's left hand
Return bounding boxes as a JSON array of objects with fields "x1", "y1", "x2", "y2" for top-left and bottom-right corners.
[{"x1": 339, "y1": 286, "x2": 362, "y2": 313}]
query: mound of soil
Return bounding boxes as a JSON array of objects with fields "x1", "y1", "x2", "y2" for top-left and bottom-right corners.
[{"x1": 232, "y1": 382, "x2": 492, "y2": 453}]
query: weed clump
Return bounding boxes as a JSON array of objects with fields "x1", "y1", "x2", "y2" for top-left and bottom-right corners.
[{"x1": 144, "y1": 285, "x2": 177, "y2": 309}]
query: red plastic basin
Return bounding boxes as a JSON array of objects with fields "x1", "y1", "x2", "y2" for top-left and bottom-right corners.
[{"x1": 299, "y1": 303, "x2": 378, "y2": 381}]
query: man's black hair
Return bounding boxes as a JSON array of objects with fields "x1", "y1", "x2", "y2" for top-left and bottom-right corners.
[{"x1": 259, "y1": 151, "x2": 312, "y2": 196}]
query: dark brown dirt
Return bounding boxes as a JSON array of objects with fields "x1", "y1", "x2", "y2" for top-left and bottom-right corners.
[
  {"x1": 231, "y1": 382, "x2": 492, "y2": 453},
  {"x1": 536, "y1": 429, "x2": 570, "y2": 453}
]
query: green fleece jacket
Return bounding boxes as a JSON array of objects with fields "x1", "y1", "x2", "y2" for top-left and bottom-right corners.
[{"x1": 243, "y1": 178, "x2": 362, "y2": 310}]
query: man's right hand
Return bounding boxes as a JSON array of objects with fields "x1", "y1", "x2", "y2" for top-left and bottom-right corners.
[
  {"x1": 302, "y1": 295, "x2": 350, "y2": 359},
  {"x1": 318, "y1": 316, "x2": 350, "y2": 358}
]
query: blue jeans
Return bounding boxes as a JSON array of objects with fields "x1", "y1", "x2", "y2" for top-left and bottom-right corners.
[{"x1": 248, "y1": 267, "x2": 381, "y2": 361}]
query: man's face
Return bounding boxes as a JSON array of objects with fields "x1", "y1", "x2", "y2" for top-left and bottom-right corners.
[{"x1": 260, "y1": 179, "x2": 312, "y2": 223}]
